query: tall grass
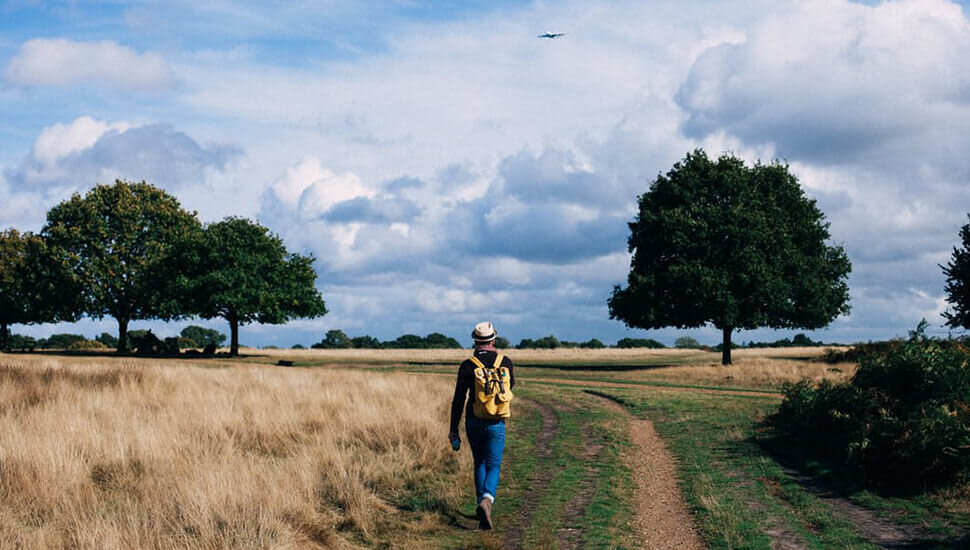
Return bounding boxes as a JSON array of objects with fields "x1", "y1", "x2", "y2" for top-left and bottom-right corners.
[{"x1": 0, "y1": 355, "x2": 465, "y2": 548}]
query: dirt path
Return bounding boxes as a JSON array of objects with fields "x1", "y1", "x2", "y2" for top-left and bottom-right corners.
[
  {"x1": 781, "y1": 468, "x2": 962, "y2": 548},
  {"x1": 590, "y1": 392, "x2": 705, "y2": 550},
  {"x1": 503, "y1": 398, "x2": 559, "y2": 550}
]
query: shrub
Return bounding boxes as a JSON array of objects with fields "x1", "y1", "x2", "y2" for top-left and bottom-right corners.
[
  {"x1": 95, "y1": 332, "x2": 119, "y2": 348},
  {"x1": 179, "y1": 326, "x2": 226, "y2": 348},
  {"x1": 67, "y1": 339, "x2": 108, "y2": 351},
  {"x1": 423, "y1": 333, "x2": 462, "y2": 349},
  {"x1": 771, "y1": 324, "x2": 970, "y2": 492},
  {"x1": 674, "y1": 336, "x2": 701, "y2": 349},
  {"x1": 580, "y1": 338, "x2": 606, "y2": 349},
  {"x1": 516, "y1": 338, "x2": 535, "y2": 349},
  {"x1": 615, "y1": 337, "x2": 666, "y2": 349},
  {"x1": 820, "y1": 339, "x2": 901, "y2": 363},
  {"x1": 37, "y1": 333, "x2": 87, "y2": 349},
  {"x1": 494, "y1": 337, "x2": 511, "y2": 349},
  {"x1": 350, "y1": 335, "x2": 382, "y2": 349},
  {"x1": 7, "y1": 334, "x2": 37, "y2": 351}
]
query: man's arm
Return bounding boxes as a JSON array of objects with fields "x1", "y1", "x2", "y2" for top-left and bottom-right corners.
[
  {"x1": 503, "y1": 356, "x2": 515, "y2": 389},
  {"x1": 449, "y1": 362, "x2": 470, "y2": 435}
]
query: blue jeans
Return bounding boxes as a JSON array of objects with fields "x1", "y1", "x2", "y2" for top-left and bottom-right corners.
[{"x1": 465, "y1": 415, "x2": 506, "y2": 502}]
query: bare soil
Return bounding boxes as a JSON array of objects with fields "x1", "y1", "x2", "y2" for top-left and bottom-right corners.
[{"x1": 592, "y1": 393, "x2": 705, "y2": 550}]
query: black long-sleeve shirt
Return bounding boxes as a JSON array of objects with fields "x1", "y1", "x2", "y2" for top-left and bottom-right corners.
[{"x1": 449, "y1": 348, "x2": 515, "y2": 433}]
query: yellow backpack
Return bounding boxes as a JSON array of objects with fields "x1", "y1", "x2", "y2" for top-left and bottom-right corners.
[{"x1": 470, "y1": 353, "x2": 514, "y2": 419}]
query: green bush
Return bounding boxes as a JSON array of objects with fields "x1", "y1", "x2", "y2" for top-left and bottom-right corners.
[
  {"x1": 615, "y1": 337, "x2": 666, "y2": 349},
  {"x1": 37, "y1": 333, "x2": 87, "y2": 349},
  {"x1": 95, "y1": 332, "x2": 119, "y2": 348},
  {"x1": 580, "y1": 338, "x2": 606, "y2": 349},
  {"x1": 180, "y1": 326, "x2": 226, "y2": 348},
  {"x1": 772, "y1": 324, "x2": 970, "y2": 492},
  {"x1": 674, "y1": 336, "x2": 701, "y2": 349},
  {"x1": 7, "y1": 334, "x2": 37, "y2": 350},
  {"x1": 67, "y1": 339, "x2": 108, "y2": 351}
]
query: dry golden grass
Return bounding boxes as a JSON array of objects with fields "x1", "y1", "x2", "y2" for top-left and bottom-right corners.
[
  {"x1": 250, "y1": 346, "x2": 705, "y2": 365},
  {"x1": 629, "y1": 352, "x2": 856, "y2": 389},
  {"x1": 254, "y1": 346, "x2": 855, "y2": 390},
  {"x1": 0, "y1": 354, "x2": 466, "y2": 549}
]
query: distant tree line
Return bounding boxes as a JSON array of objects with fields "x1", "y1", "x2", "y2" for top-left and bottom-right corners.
[
  {"x1": 0, "y1": 180, "x2": 326, "y2": 355},
  {"x1": 309, "y1": 329, "x2": 463, "y2": 349},
  {"x1": 296, "y1": 330, "x2": 839, "y2": 351},
  {"x1": 5, "y1": 325, "x2": 228, "y2": 352}
]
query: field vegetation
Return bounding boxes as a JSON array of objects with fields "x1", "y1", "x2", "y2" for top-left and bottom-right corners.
[
  {"x1": 0, "y1": 354, "x2": 467, "y2": 548},
  {"x1": 0, "y1": 344, "x2": 967, "y2": 548}
]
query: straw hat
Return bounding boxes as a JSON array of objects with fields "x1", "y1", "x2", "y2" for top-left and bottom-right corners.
[{"x1": 472, "y1": 321, "x2": 497, "y2": 342}]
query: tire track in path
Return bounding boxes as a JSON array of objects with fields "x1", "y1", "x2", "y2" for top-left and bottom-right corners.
[
  {"x1": 588, "y1": 391, "x2": 705, "y2": 550},
  {"x1": 503, "y1": 398, "x2": 558, "y2": 550}
]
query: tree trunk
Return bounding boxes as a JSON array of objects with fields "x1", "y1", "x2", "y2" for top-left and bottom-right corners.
[
  {"x1": 721, "y1": 326, "x2": 733, "y2": 365},
  {"x1": 0, "y1": 322, "x2": 8, "y2": 352},
  {"x1": 229, "y1": 316, "x2": 239, "y2": 357},
  {"x1": 117, "y1": 318, "x2": 129, "y2": 353}
]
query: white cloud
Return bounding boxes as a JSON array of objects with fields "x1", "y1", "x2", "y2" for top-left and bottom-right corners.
[
  {"x1": 8, "y1": 0, "x2": 970, "y2": 344},
  {"x1": 678, "y1": 0, "x2": 970, "y2": 163},
  {"x1": 5, "y1": 39, "x2": 174, "y2": 90},
  {"x1": 266, "y1": 157, "x2": 373, "y2": 220},
  {"x1": 2, "y1": 118, "x2": 241, "y2": 229},
  {"x1": 32, "y1": 117, "x2": 130, "y2": 165}
]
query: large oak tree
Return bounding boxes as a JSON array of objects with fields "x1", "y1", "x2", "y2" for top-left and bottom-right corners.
[
  {"x1": 43, "y1": 180, "x2": 200, "y2": 352},
  {"x1": 171, "y1": 217, "x2": 327, "y2": 356},
  {"x1": 608, "y1": 150, "x2": 851, "y2": 364},
  {"x1": 0, "y1": 229, "x2": 80, "y2": 350}
]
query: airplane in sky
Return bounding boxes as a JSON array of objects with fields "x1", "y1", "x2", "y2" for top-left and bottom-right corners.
[{"x1": 537, "y1": 32, "x2": 566, "y2": 39}]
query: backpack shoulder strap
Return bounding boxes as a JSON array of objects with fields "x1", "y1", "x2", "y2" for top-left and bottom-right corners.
[
  {"x1": 468, "y1": 355, "x2": 486, "y2": 370},
  {"x1": 493, "y1": 353, "x2": 505, "y2": 369}
]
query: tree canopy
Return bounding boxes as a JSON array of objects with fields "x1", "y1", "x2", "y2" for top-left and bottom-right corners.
[
  {"x1": 608, "y1": 150, "x2": 851, "y2": 364},
  {"x1": 43, "y1": 180, "x2": 200, "y2": 352},
  {"x1": 942, "y1": 217, "x2": 970, "y2": 329},
  {"x1": 0, "y1": 229, "x2": 79, "y2": 350},
  {"x1": 173, "y1": 217, "x2": 327, "y2": 356}
]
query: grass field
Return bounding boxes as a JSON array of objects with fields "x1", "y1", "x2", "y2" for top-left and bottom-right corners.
[{"x1": 0, "y1": 347, "x2": 965, "y2": 549}]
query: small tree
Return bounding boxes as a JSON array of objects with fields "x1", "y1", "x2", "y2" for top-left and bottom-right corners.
[
  {"x1": 350, "y1": 335, "x2": 382, "y2": 349},
  {"x1": 609, "y1": 150, "x2": 851, "y2": 364},
  {"x1": 516, "y1": 338, "x2": 536, "y2": 349},
  {"x1": 174, "y1": 217, "x2": 327, "y2": 356},
  {"x1": 314, "y1": 329, "x2": 351, "y2": 349},
  {"x1": 95, "y1": 332, "x2": 119, "y2": 348},
  {"x1": 425, "y1": 332, "x2": 462, "y2": 349},
  {"x1": 0, "y1": 229, "x2": 79, "y2": 350},
  {"x1": 616, "y1": 337, "x2": 666, "y2": 349},
  {"x1": 674, "y1": 336, "x2": 701, "y2": 349},
  {"x1": 180, "y1": 325, "x2": 227, "y2": 349},
  {"x1": 43, "y1": 180, "x2": 200, "y2": 352},
  {"x1": 943, "y1": 218, "x2": 970, "y2": 329},
  {"x1": 494, "y1": 336, "x2": 511, "y2": 349}
]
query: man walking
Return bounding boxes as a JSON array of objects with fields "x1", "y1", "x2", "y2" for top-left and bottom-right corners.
[{"x1": 449, "y1": 321, "x2": 515, "y2": 530}]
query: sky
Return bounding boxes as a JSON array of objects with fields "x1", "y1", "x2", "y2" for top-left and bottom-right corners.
[{"x1": 2, "y1": 0, "x2": 970, "y2": 347}]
